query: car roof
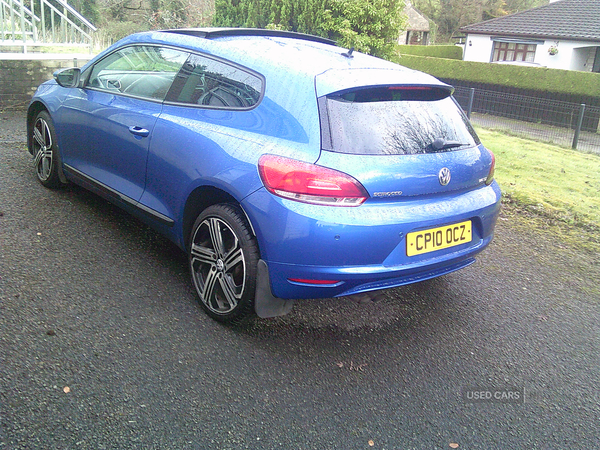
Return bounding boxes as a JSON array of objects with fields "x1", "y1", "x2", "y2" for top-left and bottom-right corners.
[{"x1": 112, "y1": 28, "x2": 449, "y2": 96}]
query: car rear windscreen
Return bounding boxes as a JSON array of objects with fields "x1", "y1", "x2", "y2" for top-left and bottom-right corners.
[{"x1": 319, "y1": 86, "x2": 480, "y2": 155}]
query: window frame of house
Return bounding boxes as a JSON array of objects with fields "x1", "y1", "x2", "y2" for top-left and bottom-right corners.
[
  {"x1": 489, "y1": 38, "x2": 543, "y2": 63},
  {"x1": 492, "y1": 41, "x2": 537, "y2": 62}
]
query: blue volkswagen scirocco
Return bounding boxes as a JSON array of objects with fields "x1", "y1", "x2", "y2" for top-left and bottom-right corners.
[{"x1": 28, "y1": 28, "x2": 501, "y2": 322}]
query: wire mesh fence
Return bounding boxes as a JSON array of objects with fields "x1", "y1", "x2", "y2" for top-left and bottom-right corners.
[{"x1": 453, "y1": 86, "x2": 600, "y2": 154}]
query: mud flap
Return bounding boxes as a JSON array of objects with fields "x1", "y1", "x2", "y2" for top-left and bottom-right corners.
[
  {"x1": 56, "y1": 146, "x2": 68, "y2": 184},
  {"x1": 254, "y1": 259, "x2": 295, "y2": 318}
]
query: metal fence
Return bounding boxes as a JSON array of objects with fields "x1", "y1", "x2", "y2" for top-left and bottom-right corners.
[
  {"x1": 453, "y1": 86, "x2": 600, "y2": 154},
  {"x1": 1, "y1": 0, "x2": 96, "y2": 52}
]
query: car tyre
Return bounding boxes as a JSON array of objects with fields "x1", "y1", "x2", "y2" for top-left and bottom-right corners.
[
  {"x1": 31, "y1": 111, "x2": 62, "y2": 189},
  {"x1": 189, "y1": 204, "x2": 259, "y2": 323}
]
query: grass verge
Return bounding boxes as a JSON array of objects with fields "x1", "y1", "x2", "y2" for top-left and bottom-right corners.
[{"x1": 477, "y1": 127, "x2": 600, "y2": 229}]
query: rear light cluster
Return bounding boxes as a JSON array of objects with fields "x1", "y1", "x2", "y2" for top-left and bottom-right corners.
[
  {"x1": 485, "y1": 150, "x2": 495, "y2": 186},
  {"x1": 258, "y1": 154, "x2": 368, "y2": 206}
]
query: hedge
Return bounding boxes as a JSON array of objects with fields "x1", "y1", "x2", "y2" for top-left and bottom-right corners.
[
  {"x1": 395, "y1": 54, "x2": 600, "y2": 98},
  {"x1": 398, "y1": 45, "x2": 463, "y2": 60}
]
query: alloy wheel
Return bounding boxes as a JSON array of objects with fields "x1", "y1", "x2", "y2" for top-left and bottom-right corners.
[
  {"x1": 190, "y1": 216, "x2": 246, "y2": 315},
  {"x1": 33, "y1": 117, "x2": 53, "y2": 182}
]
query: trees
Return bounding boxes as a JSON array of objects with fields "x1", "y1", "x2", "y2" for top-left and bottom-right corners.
[
  {"x1": 503, "y1": 0, "x2": 548, "y2": 14},
  {"x1": 147, "y1": 0, "x2": 188, "y2": 28},
  {"x1": 412, "y1": 0, "x2": 548, "y2": 42},
  {"x1": 67, "y1": 0, "x2": 552, "y2": 51},
  {"x1": 92, "y1": 0, "x2": 214, "y2": 42},
  {"x1": 322, "y1": 0, "x2": 406, "y2": 58},
  {"x1": 86, "y1": 0, "x2": 406, "y2": 55},
  {"x1": 69, "y1": 0, "x2": 101, "y2": 24},
  {"x1": 213, "y1": 0, "x2": 406, "y2": 58},
  {"x1": 213, "y1": 0, "x2": 330, "y2": 31}
]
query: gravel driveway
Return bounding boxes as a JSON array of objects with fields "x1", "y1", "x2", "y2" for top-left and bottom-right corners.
[{"x1": 1, "y1": 109, "x2": 600, "y2": 449}]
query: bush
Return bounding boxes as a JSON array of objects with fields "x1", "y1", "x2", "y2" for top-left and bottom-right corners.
[
  {"x1": 94, "y1": 21, "x2": 151, "y2": 49},
  {"x1": 398, "y1": 44, "x2": 462, "y2": 60},
  {"x1": 396, "y1": 54, "x2": 600, "y2": 97},
  {"x1": 213, "y1": 0, "x2": 405, "y2": 59}
]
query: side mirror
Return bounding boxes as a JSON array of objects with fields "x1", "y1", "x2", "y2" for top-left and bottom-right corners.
[{"x1": 54, "y1": 68, "x2": 81, "y2": 88}]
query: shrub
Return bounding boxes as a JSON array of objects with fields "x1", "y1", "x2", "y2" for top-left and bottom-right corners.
[
  {"x1": 396, "y1": 54, "x2": 600, "y2": 97},
  {"x1": 94, "y1": 21, "x2": 151, "y2": 49},
  {"x1": 398, "y1": 44, "x2": 462, "y2": 60}
]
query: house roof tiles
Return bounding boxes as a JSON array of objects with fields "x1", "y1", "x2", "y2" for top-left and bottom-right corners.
[{"x1": 460, "y1": 0, "x2": 600, "y2": 42}]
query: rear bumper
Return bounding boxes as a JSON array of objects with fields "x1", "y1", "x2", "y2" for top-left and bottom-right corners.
[
  {"x1": 262, "y1": 244, "x2": 482, "y2": 299},
  {"x1": 243, "y1": 181, "x2": 501, "y2": 299}
]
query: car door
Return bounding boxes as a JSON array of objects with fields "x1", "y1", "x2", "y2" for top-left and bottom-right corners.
[{"x1": 58, "y1": 44, "x2": 188, "y2": 203}]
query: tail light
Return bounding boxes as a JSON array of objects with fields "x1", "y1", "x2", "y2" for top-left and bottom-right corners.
[
  {"x1": 258, "y1": 154, "x2": 368, "y2": 206},
  {"x1": 485, "y1": 150, "x2": 495, "y2": 185}
]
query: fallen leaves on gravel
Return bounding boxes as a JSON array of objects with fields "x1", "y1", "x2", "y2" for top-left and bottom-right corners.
[{"x1": 336, "y1": 361, "x2": 368, "y2": 371}]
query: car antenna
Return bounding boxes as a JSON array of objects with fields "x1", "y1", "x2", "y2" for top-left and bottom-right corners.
[{"x1": 341, "y1": 47, "x2": 354, "y2": 58}]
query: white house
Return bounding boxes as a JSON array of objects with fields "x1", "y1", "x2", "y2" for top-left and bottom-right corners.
[{"x1": 459, "y1": 0, "x2": 600, "y2": 72}]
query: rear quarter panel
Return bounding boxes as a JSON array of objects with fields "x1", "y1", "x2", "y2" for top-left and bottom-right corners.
[{"x1": 139, "y1": 76, "x2": 323, "y2": 247}]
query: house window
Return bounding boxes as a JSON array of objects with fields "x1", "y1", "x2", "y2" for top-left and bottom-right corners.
[
  {"x1": 405, "y1": 30, "x2": 429, "y2": 45},
  {"x1": 492, "y1": 42, "x2": 536, "y2": 62}
]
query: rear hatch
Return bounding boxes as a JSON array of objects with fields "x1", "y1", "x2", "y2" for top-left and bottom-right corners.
[{"x1": 315, "y1": 77, "x2": 493, "y2": 199}]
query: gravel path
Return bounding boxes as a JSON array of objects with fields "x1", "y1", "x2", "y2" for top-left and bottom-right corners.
[{"x1": 1, "y1": 110, "x2": 600, "y2": 449}]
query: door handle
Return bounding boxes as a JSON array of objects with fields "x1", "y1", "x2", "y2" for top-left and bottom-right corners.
[{"x1": 128, "y1": 126, "x2": 150, "y2": 138}]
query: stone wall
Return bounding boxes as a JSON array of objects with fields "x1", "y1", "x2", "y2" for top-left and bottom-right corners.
[{"x1": 0, "y1": 56, "x2": 91, "y2": 110}]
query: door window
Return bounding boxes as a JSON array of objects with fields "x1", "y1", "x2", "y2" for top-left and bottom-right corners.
[{"x1": 87, "y1": 45, "x2": 188, "y2": 101}]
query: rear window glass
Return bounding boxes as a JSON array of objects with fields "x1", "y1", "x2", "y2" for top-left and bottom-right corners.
[{"x1": 320, "y1": 86, "x2": 480, "y2": 155}]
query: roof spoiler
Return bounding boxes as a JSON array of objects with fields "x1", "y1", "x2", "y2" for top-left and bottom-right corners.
[{"x1": 160, "y1": 28, "x2": 337, "y2": 46}]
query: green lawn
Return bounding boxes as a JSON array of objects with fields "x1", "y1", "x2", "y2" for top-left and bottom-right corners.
[{"x1": 477, "y1": 127, "x2": 600, "y2": 230}]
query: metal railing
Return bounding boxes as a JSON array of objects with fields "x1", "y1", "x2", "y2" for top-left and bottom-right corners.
[
  {"x1": 0, "y1": 0, "x2": 96, "y2": 52},
  {"x1": 454, "y1": 86, "x2": 600, "y2": 153}
]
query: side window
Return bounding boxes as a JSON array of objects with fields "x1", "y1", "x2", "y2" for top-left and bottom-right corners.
[
  {"x1": 167, "y1": 53, "x2": 263, "y2": 109},
  {"x1": 87, "y1": 45, "x2": 188, "y2": 101}
]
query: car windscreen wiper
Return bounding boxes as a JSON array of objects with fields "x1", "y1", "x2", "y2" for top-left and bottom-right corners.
[{"x1": 430, "y1": 138, "x2": 465, "y2": 152}]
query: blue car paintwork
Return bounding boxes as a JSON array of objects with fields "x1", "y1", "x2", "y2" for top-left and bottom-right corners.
[
  {"x1": 315, "y1": 145, "x2": 494, "y2": 197},
  {"x1": 28, "y1": 29, "x2": 501, "y2": 305},
  {"x1": 59, "y1": 91, "x2": 161, "y2": 202},
  {"x1": 315, "y1": 67, "x2": 448, "y2": 97},
  {"x1": 241, "y1": 180, "x2": 500, "y2": 298},
  {"x1": 243, "y1": 178, "x2": 500, "y2": 270}
]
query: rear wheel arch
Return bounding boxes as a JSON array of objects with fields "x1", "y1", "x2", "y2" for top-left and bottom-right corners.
[
  {"x1": 182, "y1": 185, "x2": 257, "y2": 251},
  {"x1": 188, "y1": 203, "x2": 260, "y2": 323}
]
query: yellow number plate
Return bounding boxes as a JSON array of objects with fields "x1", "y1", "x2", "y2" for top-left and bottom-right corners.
[{"x1": 406, "y1": 221, "x2": 472, "y2": 257}]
